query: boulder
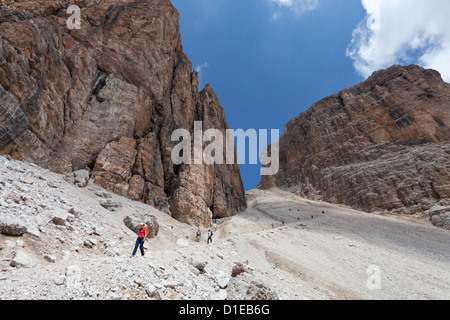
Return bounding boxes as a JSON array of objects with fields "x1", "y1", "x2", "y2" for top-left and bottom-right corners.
[
  {"x1": 146, "y1": 284, "x2": 158, "y2": 298},
  {"x1": 231, "y1": 262, "x2": 248, "y2": 278},
  {"x1": 94, "y1": 191, "x2": 112, "y2": 198},
  {"x1": 44, "y1": 254, "x2": 57, "y2": 263},
  {"x1": 216, "y1": 271, "x2": 230, "y2": 289},
  {"x1": 73, "y1": 170, "x2": 90, "y2": 188},
  {"x1": 50, "y1": 209, "x2": 69, "y2": 226},
  {"x1": 191, "y1": 260, "x2": 206, "y2": 273},
  {"x1": 83, "y1": 239, "x2": 98, "y2": 249},
  {"x1": 10, "y1": 250, "x2": 39, "y2": 268},
  {"x1": 226, "y1": 273, "x2": 279, "y2": 300},
  {"x1": 19, "y1": 175, "x2": 34, "y2": 185},
  {"x1": 100, "y1": 200, "x2": 122, "y2": 212},
  {"x1": 0, "y1": 216, "x2": 27, "y2": 236},
  {"x1": 428, "y1": 206, "x2": 450, "y2": 230},
  {"x1": 123, "y1": 214, "x2": 159, "y2": 238}
]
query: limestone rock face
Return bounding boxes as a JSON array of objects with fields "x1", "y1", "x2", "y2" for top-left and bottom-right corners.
[
  {"x1": 0, "y1": 0, "x2": 246, "y2": 226},
  {"x1": 260, "y1": 65, "x2": 450, "y2": 223}
]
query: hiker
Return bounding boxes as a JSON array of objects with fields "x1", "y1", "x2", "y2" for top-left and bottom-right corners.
[
  {"x1": 131, "y1": 223, "x2": 148, "y2": 257},
  {"x1": 207, "y1": 230, "x2": 213, "y2": 244},
  {"x1": 196, "y1": 229, "x2": 201, "y2": 242}
]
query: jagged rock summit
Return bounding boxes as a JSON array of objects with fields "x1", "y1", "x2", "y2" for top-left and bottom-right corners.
[
  {"x1": 0, "y1": 0, "x2": 247, "y2": 226},
  {"x1": 260, "y1": 65, "x2": 450, "y2": 229}
]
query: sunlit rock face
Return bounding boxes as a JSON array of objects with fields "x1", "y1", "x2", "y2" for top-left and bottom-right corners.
[
  {"x1": 0, "y1": 0, "x2": 246, "y2": 227},
  {"x1": 260, "y1": 65, "x2": 450, "y2": 223}
]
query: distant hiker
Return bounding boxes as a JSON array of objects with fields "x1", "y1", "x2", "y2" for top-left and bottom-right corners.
[
  {"x1": 207, "y1": 230, "x2": 213, "y2": 244},
  {"x1": 196, "y1": 229, "x2": 201, "y2": 242},
  {"x1": 131, "y1": 223, "x2": 148, "y2": 257}
]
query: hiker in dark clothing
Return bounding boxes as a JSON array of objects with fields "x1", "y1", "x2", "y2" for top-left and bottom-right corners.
[{"x1": 207, "y1": 230, "x2": 213, "y2": 244}]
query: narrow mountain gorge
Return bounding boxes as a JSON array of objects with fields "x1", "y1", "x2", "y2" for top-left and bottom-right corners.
[
  {"x1": 0, "y1": 0, "x2": 449, "y2": 303},
  {"x1": 0, "y1": 0, "x2": 247, "y2": 227},
  {"x1": 260, "y1": 65, "x2": 450, "y2": 229}
]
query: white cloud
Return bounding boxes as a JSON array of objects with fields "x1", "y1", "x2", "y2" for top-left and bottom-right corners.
[
  {"x1": 195, "y1": 62, "x2": 209, "y2": 74},
  {"x1": 195, "y1": 62, "x2": 209, "y2": 86},
  {"x1": 347, "y1": 0, "x2": 450, "y2": 82},
  {"x1": 269, "y1": 0, "x2": 319, "y2": 19}
]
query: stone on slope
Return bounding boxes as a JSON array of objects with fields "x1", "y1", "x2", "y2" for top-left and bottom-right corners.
[
  {"x1": 10, "y1": 250, "x2": 39, "y2": 268},
  {"x1": 123, "y1": 214, "x2": 159, "y2": 239},
  {"x1": 73, "y1": 170, "x2": 90, "y2": 188},
  {"x1": 0, "y1": 216, "x2": 27, "y2": 236},
  {"x1": 215, "y1": 271, "x2": 230, "y2": 289},
  {"x1": 427, "y1": 206, "x2": 450, "y2": 230},
  {"x1": 49, "y1": 209, "x2": 69, "y2": 226},
  {"x1": 99, "y1": 200, "x2": 122, "y2": 212},
  {"x1": 226, "y1": 273, "x2": 279, "y2": 300}
]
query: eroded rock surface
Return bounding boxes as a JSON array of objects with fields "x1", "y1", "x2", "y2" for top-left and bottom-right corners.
[
  {"x1": 0, "y1": 0, "x2": 246, "y2": 226},
  {"x1": 261, "y1": 65, "x2": 450, "y2": 227}
]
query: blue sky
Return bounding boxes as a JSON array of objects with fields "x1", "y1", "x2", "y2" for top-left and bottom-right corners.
[{"x1": 171, "y1": 0, "x2": 450, "y2": 190}]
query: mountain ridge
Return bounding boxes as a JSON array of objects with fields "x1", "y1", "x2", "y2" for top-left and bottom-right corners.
[
  {"x1": 260, "y1": 64, "x2": 450, "y2": 229},
  {"x1": 0, "y1": 0, "x2": 247, "y2": 227}
]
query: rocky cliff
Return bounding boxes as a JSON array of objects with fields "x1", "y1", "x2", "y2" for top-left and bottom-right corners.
[
  {"x1": 260, "y1": 65, "x2": 450, "y2": 227},
  {"x1": 0, "y1": 0, "x2": 246, "y2": 227}
]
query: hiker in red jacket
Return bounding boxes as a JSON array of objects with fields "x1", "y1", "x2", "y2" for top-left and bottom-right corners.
[{"x1": 131, "y1": 223, "x2": 148, "y2": 257}]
